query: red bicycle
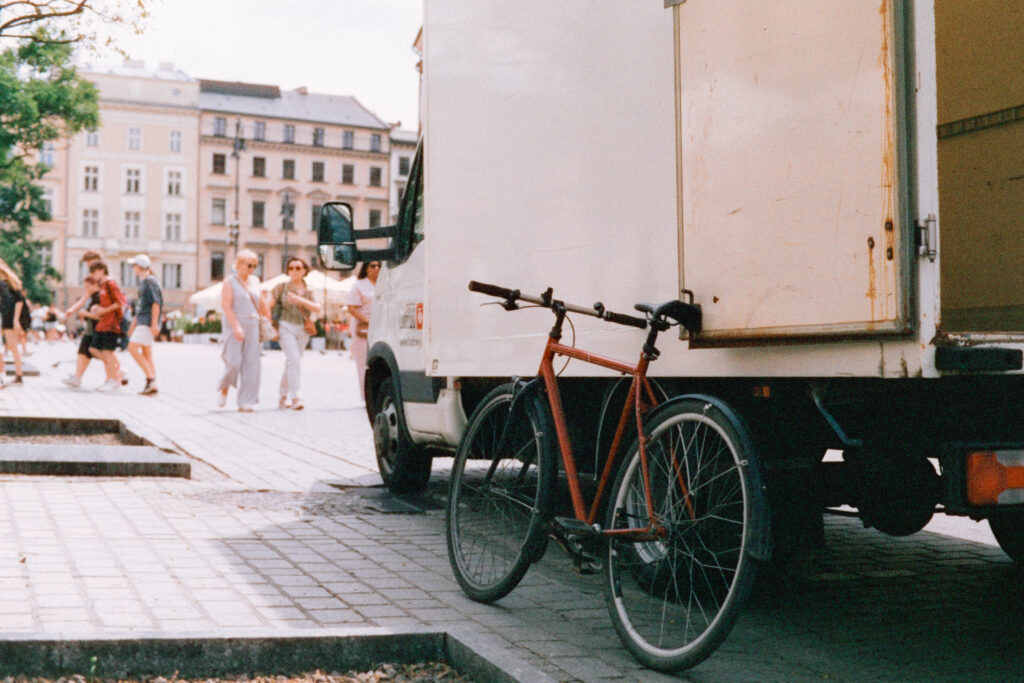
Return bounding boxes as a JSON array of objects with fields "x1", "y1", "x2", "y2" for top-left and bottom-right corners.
[{"x1": 445, "y1": 281, "x2": 770, "y2": 672}]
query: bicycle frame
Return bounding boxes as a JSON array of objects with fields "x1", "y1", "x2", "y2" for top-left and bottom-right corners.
[{"x1": 539, "y1": 331, "x2": 668, "y2": 540}]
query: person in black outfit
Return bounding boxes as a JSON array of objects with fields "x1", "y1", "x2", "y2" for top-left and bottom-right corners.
[{"x1": 0, "y1": 259, "x2": 26, "y2": 385}]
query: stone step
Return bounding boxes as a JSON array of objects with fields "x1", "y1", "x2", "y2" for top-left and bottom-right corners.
[{"x1": 0, "y1": 444, "x2": 190, "y2": 477}]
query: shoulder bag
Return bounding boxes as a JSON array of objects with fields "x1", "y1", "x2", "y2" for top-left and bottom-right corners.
[{"x1": 238, "y1": 276, "x2": 277, "y2": 342}]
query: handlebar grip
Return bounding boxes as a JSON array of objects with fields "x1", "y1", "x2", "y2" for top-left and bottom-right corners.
[
  {"x1": 603, "y1": 310, "x2": 648, "y2": 330},
  {"x1": 468, "y1": 281, "x2": 517, "y2": 300}
]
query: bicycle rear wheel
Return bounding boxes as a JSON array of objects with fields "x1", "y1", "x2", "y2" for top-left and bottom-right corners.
[
  {"x1": 446, "y1": 382, "x2": 557, "y2": 603},
  {"x1": 604, "y1": 396, "x2": 767, "y2": 671}
]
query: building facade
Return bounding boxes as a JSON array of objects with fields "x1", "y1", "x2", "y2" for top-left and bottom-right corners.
[
  {"x1": 59, "y1": 62, "x2": 200, "y2": 309},
  {"x1": 197, "y1": 80, "x2": 392, "y2": 287},
  {"x1": 389, "y1": 129, "x2": 418, "y2": 223}
]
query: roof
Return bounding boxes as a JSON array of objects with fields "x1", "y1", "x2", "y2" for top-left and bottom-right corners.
[
  {"x1": 198, "y1": 84, "x2": 388, "y2": 130},
  {"x1": 390, "y1": 129, "x2": 418, "y2": 145},
  {"x1": 82, "y1": 60, "x2": 193, "y2": 82}
]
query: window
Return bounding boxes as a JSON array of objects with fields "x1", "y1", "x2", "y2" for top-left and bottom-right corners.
[
  {"x1": 253, "y1": 121, "x2": 266, "y2": 141},
  {"x1": 369, "y1": 209, "x2": 382, "y2": 229},
  {"x1": 213, "y1": 117, "x2": 227, "y2": 136},
  {"x1": 311, "y1": 204, "x2": 322, "y2": 232},
  {"x1": 342, "y1": 130, "x2": 354, "y2": 149},
  {"x1": 369, "y1": 166, "x2": 382, "y2": 187},
  {"x1": 165, "y1": 213, "x2": 182, "y2": 242},
  {"x1": 399, "y1": 156, "x2": 411, "y2": 176},
  {"x1": 82, "y1": 209, "x2": 99, "y2": 237},
  {"x1": 341, "y1": 164, "x2": 354, "y2": 184},
  {"x1": 128, "y1": 128, "x2": 141, "y2": 150},
  {"x1": 161, "y1": 263, "x2": 182, "y2": 290},
  {"x1": 211, "y1": 252, "x2": 225, "y2": 281},
  {"x1": 120, "y1": 262, "x2": 140, "y2": 287},
  {"x1": 40, "y1": 143, "x2": 55, "y2": 166},
  {"x1": 370, "y1": 134, "x2": 382, "y2": 152},
  {"x1": 252, "y1": 201, "x2": 265, "y2": 228},
  {"x1": 212, "y1": 153, "x2": 226, "y2": 175},
  {"x1": 84, "y1": 166, "x2": 99, "y2": 191},
  {"x1": 313, "y1": 127, "x2": 324, "y2": 146},
  {"x1": 283, "y1": 124, "x2": 295, "y2": 144},
  {"x1": 123, "y1": 211, "x2": 142, "y2": 240},
  {"x1": 167, "y1": 170, "x2": 182, "y2": 196},
  {"x1": 252, "y1": 156, "x2": 266, "y2": 177},
  {"x1": 39, "y1": 244, "x2": 53, "y2": 269},
  {"x1": 282, "y1": 159, "x2": 295, "y2": 180},
  {"x1": 311, "y1": 161, "x2": 324, "y2": 182},
  {"x1": 170, "y1": 130, "x2": 182, "y2": 152},
  {"x1": 40, "y1": 187, "x2": 53, "y2": 218},
  {"x1": 86, "y1": 131, "x2": 99, "y2": 147},
  {"x1": 125, "y1": 168, "x2": 141, "y2": 193},
  {"x1": 211, "y1": 198, "x2": 226, "y2": 225}
]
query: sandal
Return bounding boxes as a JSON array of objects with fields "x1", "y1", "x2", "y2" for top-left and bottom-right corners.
[{"x1": 279, "y1": 396, "x2": 290, "y2": 409}]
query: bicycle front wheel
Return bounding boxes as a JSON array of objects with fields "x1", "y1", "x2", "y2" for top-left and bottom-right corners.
[
  {"x1": 446, "y1": 382, "x2": 557, "y2": 603},
  {"x1": 604, "y1": 396, "x2": 767, "y2": 672}
]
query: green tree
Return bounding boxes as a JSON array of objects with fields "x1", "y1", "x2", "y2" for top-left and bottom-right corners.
[{"x1": 0, "y1": 30, "x2": 99, "y2": 303}]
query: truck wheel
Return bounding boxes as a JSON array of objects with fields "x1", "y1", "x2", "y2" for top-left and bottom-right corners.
[
  {"x1": 988, "y1": 511, "x2": 1024, "y2": 565},
  {"x1": 373, "y1": 377, "x2": 431, "y2": 494}
]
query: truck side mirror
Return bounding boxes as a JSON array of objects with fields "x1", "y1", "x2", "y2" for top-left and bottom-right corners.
[{"x1": 318, "y1": 202, "x2": 356, "y2": 270}]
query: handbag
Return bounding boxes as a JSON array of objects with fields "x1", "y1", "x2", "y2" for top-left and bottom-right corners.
[
  {"x1": 303, "y1": 314, "x2": 317, "y2": 336},
  {"x1": 238, "y1": 275, "x2": 277, "y2": 342}
]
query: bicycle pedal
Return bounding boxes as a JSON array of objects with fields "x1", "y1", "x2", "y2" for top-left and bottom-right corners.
[
  {"x1": 553, "y1": 516, "x2": 602, "y2": 539},
  {"x1": 573, "y1": 556, "x2": 601, "y2": 575}
]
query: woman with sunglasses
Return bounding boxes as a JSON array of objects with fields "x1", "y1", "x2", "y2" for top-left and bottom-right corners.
[
  {"x1": 217, "y1": 249, "x2": 270, "y2": 411},
  {"x1": 271, "y1": 256, "x2": 321, "y2": 410},
  {"x1": 346, "y1": 260, "x2": 380, "y2": 396}
]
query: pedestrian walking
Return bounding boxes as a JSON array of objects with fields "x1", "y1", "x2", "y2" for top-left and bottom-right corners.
[
  {"x1": 271, "y1": 257, "x2": 322, "y2": 410},
  {"x1": 345, "y1": 260, "x2": 379, "y2": 397},
  {"x1": 126, "y1": 254, "x2": 162, "y2": 395},
  {"x1": 67, "y1": 251, "x2": 126, "y2": 386},
  {"x1": 87, "y1": 261, "x2": 127, "y2": 392},
  {"x1": 217, "y1": 250, "x2": 270, "y2": 411},
  {"x1": 61, "y1": 275, "x2": 102, "y2": 388},
  {"x1": 0, "y1": 259, "x2": 26, "y2": 386}
]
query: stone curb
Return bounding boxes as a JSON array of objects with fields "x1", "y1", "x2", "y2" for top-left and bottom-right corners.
[{"x1": 0, "y1": 628, "x2": 557, "y2": 683}]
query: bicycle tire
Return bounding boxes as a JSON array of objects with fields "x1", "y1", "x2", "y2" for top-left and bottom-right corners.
[
  {"x1": 446, "y1": 382, "x2": 557, "y2": 603},
  {"x1": 604, "y1": 396, "x2": 767, "y2": 671}
]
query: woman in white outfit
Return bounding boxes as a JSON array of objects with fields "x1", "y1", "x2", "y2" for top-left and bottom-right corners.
[
  {"x1": 271, "y1": 257, "x2": 321, "y2": 410},
  {"x1": 346, "y1": 260, "x2": 379, "y2": 397},
  {"x1": 217, "y1": 250, "x2": 270, "y2": 411}
]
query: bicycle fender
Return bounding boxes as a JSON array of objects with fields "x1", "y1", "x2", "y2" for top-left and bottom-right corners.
[{"x1": 644, "y1": 393, "x2": 773, "y2": 562}]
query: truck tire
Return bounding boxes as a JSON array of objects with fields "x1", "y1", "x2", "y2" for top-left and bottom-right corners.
[
  {"x1": 988, "y1": 511, "x2": 1024, "y2": 566},
  {"x1": 372, "y1": 377, "x2": 432, "y2": 494}
]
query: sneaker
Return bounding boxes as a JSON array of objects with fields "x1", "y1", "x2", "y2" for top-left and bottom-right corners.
[
  {"x1": 279, "y1": 396, "x2": 290, "y2": 410},
  {"x1": 217, "y1": 390, "x2": 228, "y2": 408},
  {"x1": 238, "y1": 404, "x2": 255, "y2": 413},
  {"x1": 96, "y1": 379, "x2": 119, "y2": 392},
  {"x1": 13, "y1": 375, "x2": 22, "y2": 384},
  {"x1": 120, "y1": 375, "x2": 129, "y2": 386},
  {"x1": 290, "y1": 398, "x2": 304, "y2": 411},
  {"x1": 62, "y1": 375, "x2": 81, "y2": 388},
  {"x1": 140, "y1": 379, "x2": 158, "y2": 396}
]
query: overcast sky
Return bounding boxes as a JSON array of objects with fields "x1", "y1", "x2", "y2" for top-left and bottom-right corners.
[{"x1": 91, "y1": 0, "x2": 423, "y2": 130}]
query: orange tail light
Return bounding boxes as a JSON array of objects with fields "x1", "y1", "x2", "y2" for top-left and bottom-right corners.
[{"x1": 966, "y1": 451, "x2": 1024, "y2": 506}]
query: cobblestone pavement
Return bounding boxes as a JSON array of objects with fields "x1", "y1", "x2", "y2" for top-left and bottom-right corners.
[{"x1": 0, "y1": 340, "x2": 1021, "y2": 682}]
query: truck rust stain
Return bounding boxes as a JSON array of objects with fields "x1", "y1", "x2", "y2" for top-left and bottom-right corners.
[
  {"x1": 866, "y1": 235, "x2": 877, "y2": 321},
  {"x1": 877, "y1": 0, "x2": 896, "y2": 323}
]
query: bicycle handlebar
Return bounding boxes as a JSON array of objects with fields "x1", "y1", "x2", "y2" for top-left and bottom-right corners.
[{"x1": 468, "y1": 280, "x2": 648, "y2": 330}]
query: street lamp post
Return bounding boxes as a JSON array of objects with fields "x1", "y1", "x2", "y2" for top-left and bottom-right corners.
[
  {"x1": 281, "y1": 191, "x2": 295, "y2": 268},
  {"x1": 229, "y1": 117, "x2": 246, "y2": 257}
]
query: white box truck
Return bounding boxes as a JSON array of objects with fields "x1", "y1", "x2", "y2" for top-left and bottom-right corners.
[{"x1": 320, "y1": 0, "x2": 1024, "y2": 567}]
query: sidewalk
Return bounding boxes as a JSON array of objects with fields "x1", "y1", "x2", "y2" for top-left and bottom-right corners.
[{"x1": 0, "y1": 340, "x2": 1019, "y2": 682}]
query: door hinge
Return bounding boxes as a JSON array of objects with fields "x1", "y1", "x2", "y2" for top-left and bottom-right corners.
[{"x1": 916, "y1": 214, "x2": 937, "y2": 262}]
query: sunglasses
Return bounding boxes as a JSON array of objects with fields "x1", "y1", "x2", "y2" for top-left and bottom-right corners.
[
  {"x1": 287, "y1": 265, "x2": 305, "y2": 271},
  {"x1": 368, "y1": 263, "x2": 381, "y2": 269}
]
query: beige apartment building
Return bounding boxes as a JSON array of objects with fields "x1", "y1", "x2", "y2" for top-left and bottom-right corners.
[
  {"x1": 197, "y1": 80, "x2": 392, "y2": 287},
  {"x1": 56, "y1": 62, "x2": 201, "y2": 309}
]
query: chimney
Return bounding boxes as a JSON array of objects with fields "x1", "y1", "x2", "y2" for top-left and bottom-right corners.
[{"x1": 296, "y1": 86, "x2": 308, "y2": 95}]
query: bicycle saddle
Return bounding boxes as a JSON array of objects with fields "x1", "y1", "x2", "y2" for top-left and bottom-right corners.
[{"x1": 634, "y1": 300, "x2": 702, "y2": 334}]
